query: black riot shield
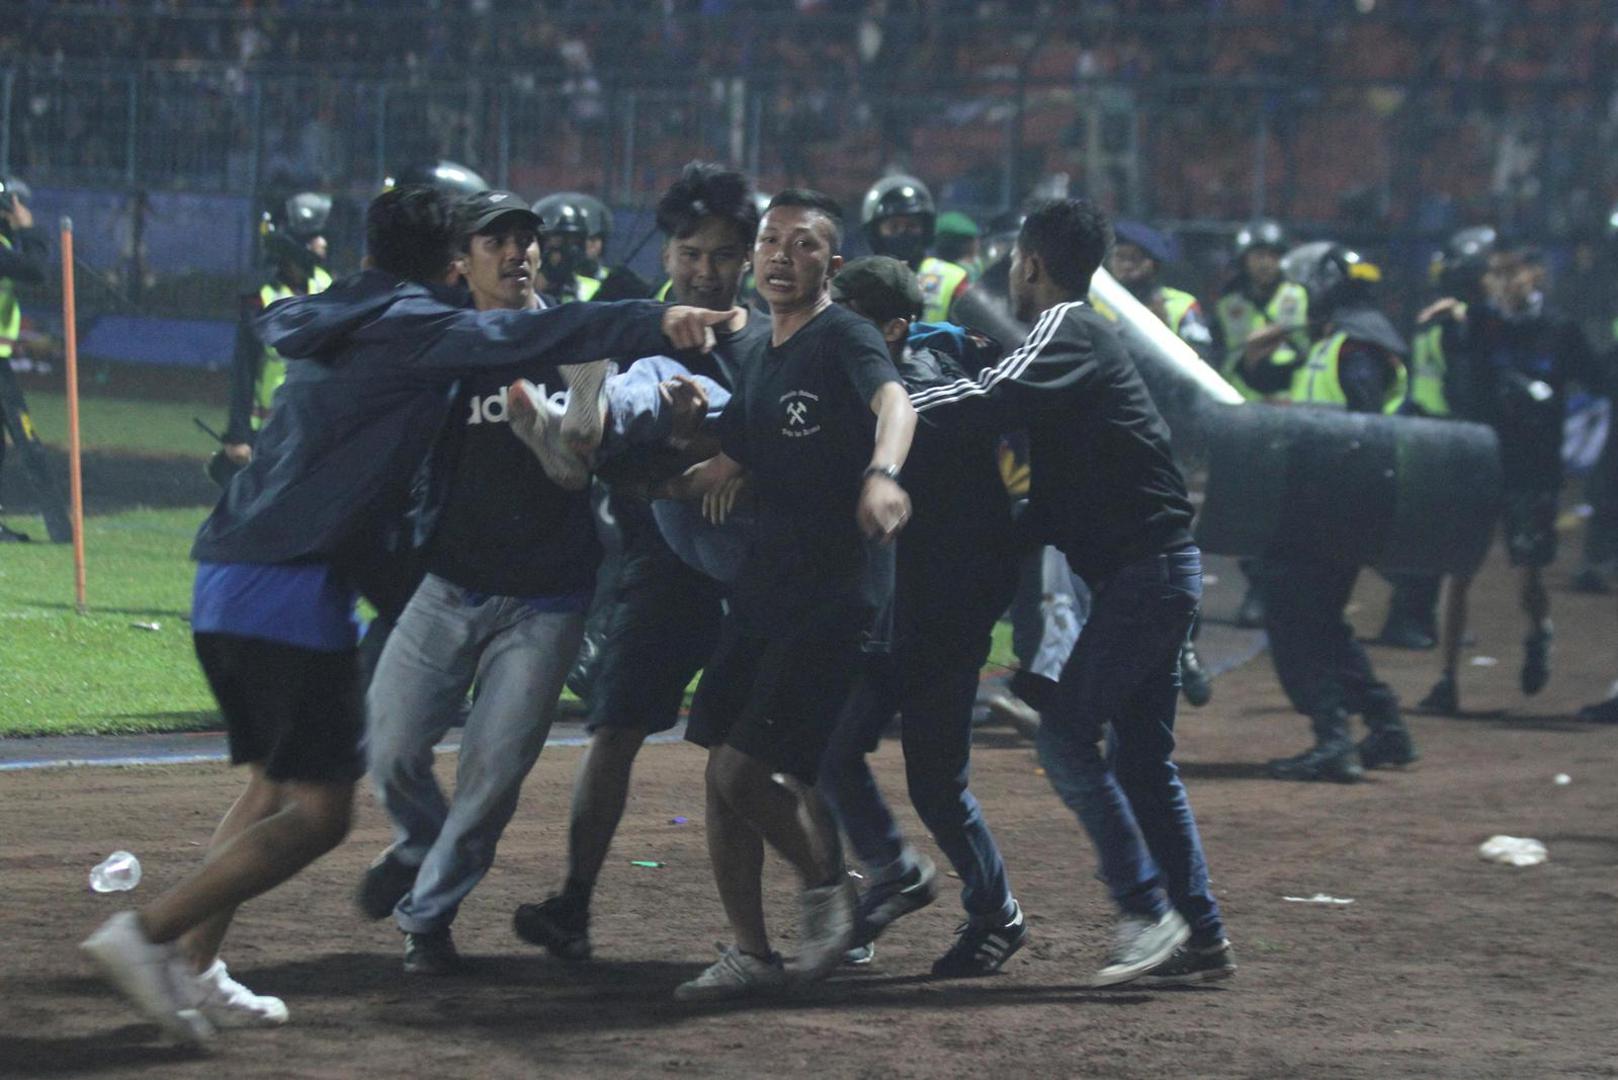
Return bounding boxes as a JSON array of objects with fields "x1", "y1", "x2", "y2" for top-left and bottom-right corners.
[{"x1": 950, "y1": 267, "x2": 1501, "y2": 578}]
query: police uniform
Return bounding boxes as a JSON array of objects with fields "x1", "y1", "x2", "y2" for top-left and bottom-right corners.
[
  {"x1": 0, "y1": 213, "x2": 48, "y2": 542},
  {"x1": 1214, "y1": 282, "x2": 1311, "y2": 401},
  {"x1": 224, "y1": 264, "x2": 334, "y2": 445},
  {"x1": 1260, "y1": 246, "x2": 1416, "y2": 782}
]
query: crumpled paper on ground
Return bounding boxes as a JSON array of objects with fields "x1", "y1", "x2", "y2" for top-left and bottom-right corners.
[{"x1": 1478, "y1": 835, "x2": 1548, "y2": 867}]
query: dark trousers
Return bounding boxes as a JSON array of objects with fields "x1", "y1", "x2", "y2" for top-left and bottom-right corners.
[
  {"x1": 1259, "y1": 555, "x2": 1398, "y2": 720},
  {"x1": 819, "y1": 547, "x2": 1018, "y2": 925}
]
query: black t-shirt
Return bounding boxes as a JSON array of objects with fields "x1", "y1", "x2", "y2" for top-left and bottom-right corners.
[
  {"x1": 716, "y1": 303, "x2": 902, "y2": 634},
  {"x1": 423, "y1": 370, "x2": 601, "y2": 597}
]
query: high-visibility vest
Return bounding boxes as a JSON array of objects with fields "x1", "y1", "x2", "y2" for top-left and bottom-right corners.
[
  {"x1": 1291, "y1": 331, "x2": 1407, "y2": 414},
  {"x1": 917, "y1": 256, "x2": 969, "y2": 324},
  {"x1": 654, "y1": 279, "x2": 672, "y2": 302},
  {"x1": 252, "y1": 265, "x2": 333, "y2": 429},
  {"x1": 0, "y1": 235, "x2": 20, "y2": 359},
  {"x1": 1215, "y1": 282, "x2": 1310, "y2": 401},
  {"x1": 1406, "y1": 322, "x2": 1450, "y2": 417},
  {"x1": 572, "y1": 273, "x2": 601, "y2": 302}
]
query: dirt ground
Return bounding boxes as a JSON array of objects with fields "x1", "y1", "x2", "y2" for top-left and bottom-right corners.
[{"x1": 2, "y1": 545, "x2": 1617, "y2": 1079}]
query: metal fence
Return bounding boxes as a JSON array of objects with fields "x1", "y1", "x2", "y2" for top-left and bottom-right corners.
[{"x1": 2, "y1": 49, "x2": 1612, "y2": 328}]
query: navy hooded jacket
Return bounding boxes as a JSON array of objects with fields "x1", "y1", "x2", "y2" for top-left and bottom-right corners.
[{"x1": 190, "y1": 268, "x2": 668, "y2": 569}]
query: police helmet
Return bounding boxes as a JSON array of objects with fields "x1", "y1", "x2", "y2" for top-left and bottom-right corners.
[
  {"x1": 386, "y1": 160, "x2": 490, "y2": 198},
  {"x1": 1233, "y1": 219, "x2": 1288, "y2": 259},
  {"x1": 1429, "y1": 225, "x2": 1497, "y2": 295},
  {"x1": 1281, "y1": 241, "x2": 1382, "y2": 317},
  {"x1": 860, "y1": 174, "x2": 937, "y2": 255},
  {"x1": 571, "y1": 193, "x2": 612, "y2": 240},
  {"x1": 260, "y1": 191, "x2": 331, "y2": 273},
  {"x1": 280, "y1": 192, "x2": 332, "y2": 241},
  {"x1": 0, "y1": 176, "x2": 32, "y2": 206},
  {"x1": 531, "y1": 193, "x2": 593, "y2": 239}
]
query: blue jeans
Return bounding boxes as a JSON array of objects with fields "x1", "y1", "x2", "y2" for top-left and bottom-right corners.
[
  {"x1": 1036, "y1": 546, "x2": 1224, "y2": 944},
  {"x1": 367, "y1": 574, "x2": 584, "y2": 934}
]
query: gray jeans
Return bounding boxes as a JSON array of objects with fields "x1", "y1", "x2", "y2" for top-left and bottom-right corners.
[{"x1": 367, "y1": 573, "x2": 585, "y2": 933}]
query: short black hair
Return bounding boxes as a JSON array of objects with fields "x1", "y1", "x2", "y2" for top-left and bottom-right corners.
[
  {"x1": 765, "y1": 188, "x2": 844, "y2": 251},
  {"x1": 366, "y1": 185, "x2": 459, "y2": 284},
  {"x1": 1018, "y1": 197, "x2": 1112, "y2": 295},
  {"x1": 657, "y1": 162, "x2": 760, "y2": 247}
]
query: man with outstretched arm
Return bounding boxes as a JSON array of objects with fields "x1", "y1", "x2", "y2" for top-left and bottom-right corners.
[
  {"x1": 908, "y1": 198, "x2": 1232, "y2": 988},
  {"x1": 77, "y1": 184, "x2": 734, "y2": 1044}
]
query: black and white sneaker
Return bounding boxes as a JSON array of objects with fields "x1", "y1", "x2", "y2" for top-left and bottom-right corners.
[
  {"x1": 853, "y1": 855, "x2": 939, "y2": 947},
  {"x1": 1140, "y1": 939, "x2": 1237, "y2": 986},
  {"x1": 930, "y1": 900, "x2": 1027, "y2": 978},
  {"x1": 513, "y1": 895, "x2": 592, "y2": 962}
]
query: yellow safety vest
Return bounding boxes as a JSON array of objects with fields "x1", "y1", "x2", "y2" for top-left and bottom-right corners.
[
  {"x1": 252, "y1": 265, "x2": 333, "y2": 429},
  {"x1": 1159, "y1": 286, "x2": 1202, "y2": 344},
  {"x1": 654, "y1": 279, "x2": 672, "y2": 302},
  {"x1": 572, "y1": 274, "x2": 601, "y2": 302},
  {"x1": 917, "y1": 256, "x2": 969, "y2": 324},
  {"x1": 0, "y1": 235, "x2": 20, "y2": 359},
  {"x1": 1407, "y1": 323, "x2": 1449, "y2": 417},
  {"x1": 1215, "y1": 282, "x2": 1310, "y2": 402},
  {"x1": 1291, "y1": 331, "x2": 1407, "y2": 414}
]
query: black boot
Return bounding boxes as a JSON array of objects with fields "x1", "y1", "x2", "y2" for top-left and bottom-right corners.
[
  {"x1": 1358, "y1": 700, "x2": 1418, "y2": 769},
  {"x1": 0, "y1": 520, "x2": 31, "y2": 543},
  {"x1": 1179, "y1": 640, "x2": 1213, "y2": 707},
  {"x1": 1268, "y1": 710, "x2": 1363, "y2": 782}
]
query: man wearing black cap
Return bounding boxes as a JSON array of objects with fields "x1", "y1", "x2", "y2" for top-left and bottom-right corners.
[
  {"x1": 356, "y1": 190, "x2": 614, "y2": 975},
  {"x1": 817, "y1": 256, "x2": 1029, "y2": 976}
]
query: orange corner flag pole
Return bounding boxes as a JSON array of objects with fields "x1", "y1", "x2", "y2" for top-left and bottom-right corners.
[{"x1": 60, "y1": 216, "x2": 86, "y2": 615}]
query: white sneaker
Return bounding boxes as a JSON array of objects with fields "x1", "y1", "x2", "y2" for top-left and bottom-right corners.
[
  {"x1": 1093, "y1": 909, "x2": 1190, "y2": 987},
  {"x1": 508, "y1": 379, "x2": 590, "y2": 490},
  {"x1": 80, "y1": 912, "x2": 214, "y2": 1046},
  {"x1": 196, "y1": 960, "x2": 289, "y2": 1028},
  {"x1": 794, "y1": 880, "x2": 856, "y2": 982},
  {"x1": 673, "y1": 946, "x2": 787, "y2": 1002},
  {"x1": 557, "y1": 360, "x2": 614, "y2": 455}
]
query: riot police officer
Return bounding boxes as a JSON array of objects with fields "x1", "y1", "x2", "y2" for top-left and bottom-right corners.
[
  {"x1": 1214, "y1": 220, "x2": 1311, "y2": 627},
  {"x1": 1259, "y1": 242, "x2": 1416, "y2": 781},
  {"x1": 532, "y1": 193, "x2": 603, "y2": 303},
  {"x1": 1214, "y1": 220, "x2": 1311, "y2": 401},
  {"x1": 860, "y1": 174, "x2": 969, "y2": 323},
  {"x1": 221, "y1": 191, "x2": 334, "y2": 469},
  {"x1": 1108, "y1": 220, "x2": 1215, "y2": 362},
  {"x1": 0, "y1": 176, "x2": 47, "y2": 543},
  {"x1": 1377, "y1": 226, "x2": 1497, "y2": 650}
]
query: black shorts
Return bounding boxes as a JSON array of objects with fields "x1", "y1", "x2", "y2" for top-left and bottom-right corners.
[
  {"x1": 1502, "y1": 489, "x2": 1558, "y2": 569},
  {"x1": 587, "y1": 555, "x2": 725, "y2": 734},
  {"x1": 194, "y1": 633, "x2": 365, "y2": 784},
  {"x1": 685, "y1": 615, "x2": 868, "y2": 784}
]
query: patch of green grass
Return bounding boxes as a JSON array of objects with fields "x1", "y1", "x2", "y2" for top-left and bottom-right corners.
[
  {"x1": 0, "y1": 506, "x2": 217, "y2": 736},
  {"x1": 0, "y1": 499, "x2": 1025, "y2": 739},
  {"x1": 21, "y1": 392, "x2": 216, "y2": 459}
]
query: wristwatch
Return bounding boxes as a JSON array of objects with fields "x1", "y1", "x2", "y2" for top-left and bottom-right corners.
[{"x1": 863, "y1": 464, "x2": 901, "y2": 484}]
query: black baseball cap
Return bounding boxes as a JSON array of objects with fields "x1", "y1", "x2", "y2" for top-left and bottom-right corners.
[
  {"x1": 458, "y1": 190, "x2": 541, "y2": 236},
  {"x1": 830, "y1": 255, "x2": 924, "y2": 322}
]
